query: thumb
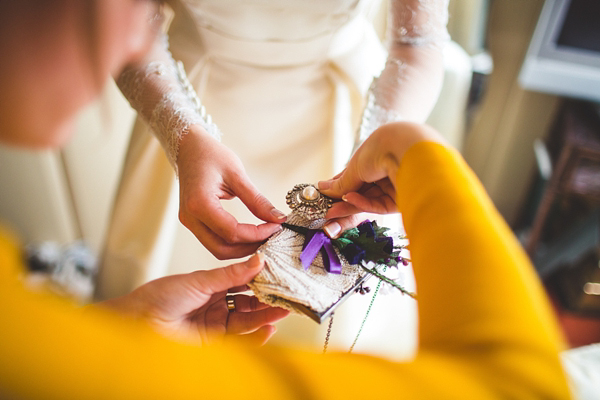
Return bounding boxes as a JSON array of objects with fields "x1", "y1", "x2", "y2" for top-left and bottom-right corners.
[
  {"x1": 190, "y1": 252, "x2": 265, "y2": 296},
  {"x1": 318, "y1": 162, "x2": 364, "y2": 199}
]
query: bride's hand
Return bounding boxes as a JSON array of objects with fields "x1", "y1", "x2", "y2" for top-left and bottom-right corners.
[
  {"x1": 98, "y1": 252, "x2": 289, "y2": 345},
  {"x1": 318, "y1": 122, "x2": 445, "y2": 237},
  {"x1": 176, "y1": 125, "x2": 286, "y2": 260}
]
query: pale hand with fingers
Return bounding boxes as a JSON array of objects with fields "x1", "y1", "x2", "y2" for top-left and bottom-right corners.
[
  {"x1": 98, "y1": 252, "x2": 289, "y2": 346},
  {"x1": 318, "y1": 123, "x2": 446, "y2": 237},
  {"x1": 177, "y1": 127, "x2": 286, "y2": 259}
]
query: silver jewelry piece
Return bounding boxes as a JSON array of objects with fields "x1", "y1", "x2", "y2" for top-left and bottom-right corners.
[
  {"x1": 285, "y1": 184, "x2": 333, "y2": 220},
  {"x1": 175, "y1": 60, "x2": 222, "y2": 141},
  {"x1": 226, "y1": 295, "x2": 236, "y2": 312}
]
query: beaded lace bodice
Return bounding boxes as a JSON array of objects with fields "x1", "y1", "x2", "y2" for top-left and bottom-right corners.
[
  {"x1": 117, "y1": 34, "x2": 222, "y2": 171},
  {"x1": 116, "y1": 0, "x2": 449, "y2": 168}
]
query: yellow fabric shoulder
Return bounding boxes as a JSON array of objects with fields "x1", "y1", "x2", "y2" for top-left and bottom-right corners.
[{"x1": 0, "y1": 142, "x2": 573, "y2": 399}]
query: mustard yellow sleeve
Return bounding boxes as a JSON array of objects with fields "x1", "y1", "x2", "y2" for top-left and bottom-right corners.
[
  {"x1": 395, "y1": 141, "x2": 572, "y2": 398},
  {"x1": 0, "y1": 142, "x2": 572, "y2": 399}
]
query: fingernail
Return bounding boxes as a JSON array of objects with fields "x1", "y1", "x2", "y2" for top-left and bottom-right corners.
[
  {"x1": 323, "y1": 222, "x2": 341, "y2": 239},
  {"x1": 249, "y1": 251, "x2": 264, "y2": 268},
  {"x1": 318, "y1": 180, "x2": 332, "y2": 190},
  {"x1": 270, "y1": 208, "x2": 286, "y2": 220},
  {"x1": 342, "y1": 195, "x2": 348, "y2": 202}
]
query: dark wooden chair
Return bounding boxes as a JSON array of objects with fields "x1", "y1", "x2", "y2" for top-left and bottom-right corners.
[{"x1": 526, "y1": 100, "x2": 600, "y2": 256}]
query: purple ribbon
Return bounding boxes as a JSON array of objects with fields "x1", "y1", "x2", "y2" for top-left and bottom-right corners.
[{"x1": 299, "y1": 230, "x2": 342, "y2": 274}]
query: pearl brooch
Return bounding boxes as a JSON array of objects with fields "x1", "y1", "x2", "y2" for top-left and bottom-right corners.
[
  {"x1": 301, "y1": 185, "x2": 319, "y2": 201},
  {"x1": 286, "y1": 184, "x2": 333, "y2": 220}
]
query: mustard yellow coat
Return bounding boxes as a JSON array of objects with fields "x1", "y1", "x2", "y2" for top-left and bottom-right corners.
[{"x1": 0, "y1": 142, "x2": 572, "y2": 399}]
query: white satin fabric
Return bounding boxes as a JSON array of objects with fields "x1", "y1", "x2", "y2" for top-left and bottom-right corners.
[
  {"x1": 97, "y1": 0, "x2": 420, "y2": 355},
  {"x1": 98, "y1": 0, "x2": 387, "y2": 293}
]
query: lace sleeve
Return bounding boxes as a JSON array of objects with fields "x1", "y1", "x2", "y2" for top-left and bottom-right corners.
[
  {"x1": 355, "y1": 0, "x2": 449, "y2": 149},
  {"x1": 116, "y1": 32, "x2": 221, "y2": 171}
]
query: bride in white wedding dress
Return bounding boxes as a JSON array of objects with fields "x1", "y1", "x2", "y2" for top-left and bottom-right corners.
[{"x1": 96, "y1": 0, "x2": 449, "y2": 355}]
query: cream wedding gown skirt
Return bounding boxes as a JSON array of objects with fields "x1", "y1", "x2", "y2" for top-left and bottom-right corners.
[{"x1": 97, "y1": 0, "x2": 417, "y2": 357}]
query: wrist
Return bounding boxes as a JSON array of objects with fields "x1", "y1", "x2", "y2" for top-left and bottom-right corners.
[
  {"x1": 374, "y1": 122, "x2": 446, "y2": 182},
  {"x1": 176, "y1": 124, "x2": 217, "y2": 168},
  {"x1": 95, "y1": 295, "x2": 135, "y2": 315}
]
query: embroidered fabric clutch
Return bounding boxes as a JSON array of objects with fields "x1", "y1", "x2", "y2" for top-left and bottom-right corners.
[{"x1": 248, "y1": 184, "x2": 405, "y2": 323}]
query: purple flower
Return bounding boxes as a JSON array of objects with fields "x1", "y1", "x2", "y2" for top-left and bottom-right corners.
[
  {"x1": 375, "y1": 236, "x2": 394, "y2": 253},
  {"x1": 357, "y1": 220, "x2": 375, "y2": 238},
  {"x1": 342, "y1": 243, "x2": 366, "y2": 265}
]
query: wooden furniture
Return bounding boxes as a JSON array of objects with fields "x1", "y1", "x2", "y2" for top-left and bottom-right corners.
[{"x1": 526, "y1": 100, "x2": 600, "y2": 256}]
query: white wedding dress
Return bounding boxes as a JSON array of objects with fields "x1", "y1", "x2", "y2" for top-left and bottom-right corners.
[{"x1": 97, "y1": 0, "x2": 449, "y2": 356}]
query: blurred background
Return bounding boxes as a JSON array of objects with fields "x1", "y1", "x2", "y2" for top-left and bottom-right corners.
[{"x1": 1, "y1": 0, "x2": 599, "y2": 350}]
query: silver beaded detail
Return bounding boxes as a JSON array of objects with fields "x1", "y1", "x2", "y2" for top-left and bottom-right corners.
[
  {"x1": 175, "y1": 61, "x2": 222, "y2": 141},
  {"x1": 285, "y1": 183, "x2": 333, "y2": 220}
]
